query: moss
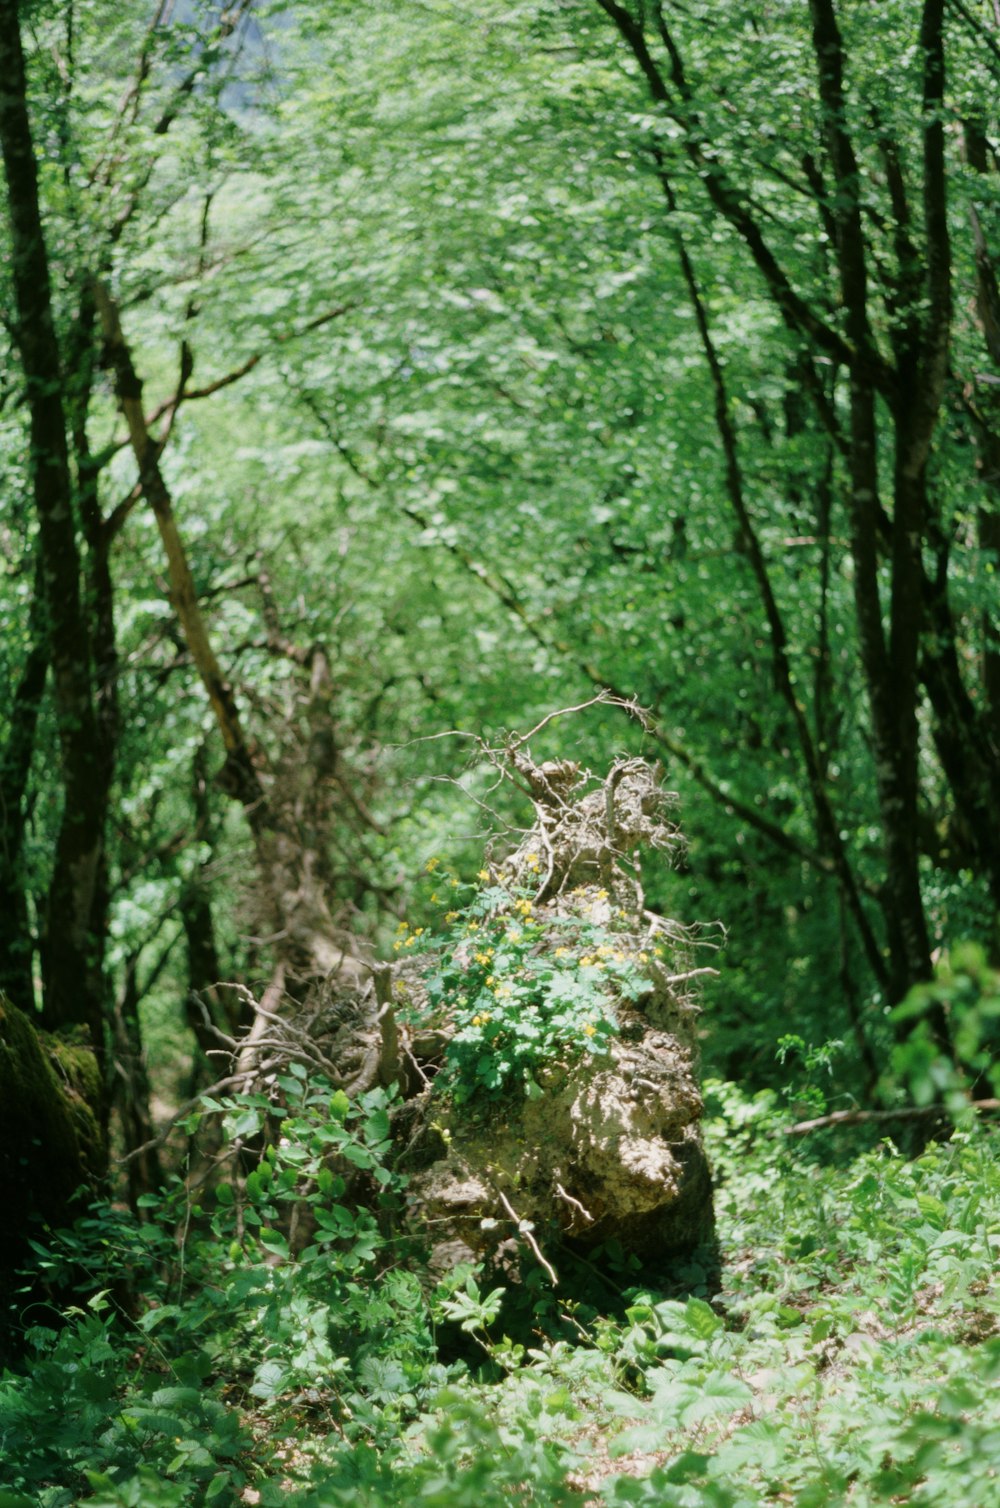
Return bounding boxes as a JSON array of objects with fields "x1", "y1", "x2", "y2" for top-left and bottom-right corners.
[
  {"x1": 0, "y1": 996, "x2": 92, "y2": 1274},
  {"x1": 41, "y1": 1026, "x2": 107, "y2": 1175}
]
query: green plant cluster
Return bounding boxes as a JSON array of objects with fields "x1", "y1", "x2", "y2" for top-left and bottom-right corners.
[
  {"x1": 891, "y1": 943, "x2": 1000, "y2": 1112},
  {"x1": 0, "y1": 1076, "x2": 455, "y2": 1507},
  {"x1": 397, "y1": 871, "x2": 655, "y2": 1103},
  {"x1": 2, "y1": 1076, "x2": 1000, "y2": 1505}
]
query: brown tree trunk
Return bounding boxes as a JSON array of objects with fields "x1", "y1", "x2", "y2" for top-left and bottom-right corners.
[
  {"x1": 94, "y1": 282, "x2": 369, "y2": 996},
  {"x1": 0, "y1": 0, "x2": 106, "y2": 1053},
  {"x1": 0, "y1": 559, "x2": 47, "y2": 1011}
]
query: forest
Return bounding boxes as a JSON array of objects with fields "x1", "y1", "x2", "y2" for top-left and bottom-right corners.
[{"x1": 1, "y1": 0, "x2": 999, "y2": 1502}]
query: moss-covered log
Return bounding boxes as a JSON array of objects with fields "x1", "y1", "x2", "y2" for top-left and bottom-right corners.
[{"x1": 0, "y1": 996, "x2": 103, "y2": 1278}]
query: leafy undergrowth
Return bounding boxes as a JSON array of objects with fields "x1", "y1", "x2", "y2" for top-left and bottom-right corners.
[{"x1": 2, "y1": 1079, "x2": 999, "y2": 1507}]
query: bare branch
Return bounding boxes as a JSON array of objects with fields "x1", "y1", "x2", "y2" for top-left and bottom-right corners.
[{"x1": 786, "y1": 1099, "x2": 1000, "y2": 1135}]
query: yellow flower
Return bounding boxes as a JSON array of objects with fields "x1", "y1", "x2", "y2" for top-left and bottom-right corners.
[
  {"x1": 597, "y1": 889, "x2": 609, "y2": 901},
  {"x1": 430, "y1": 891, "x2": 439, "y2": 902},
  {"x1": 425, "y1": 857, "x2": 440, "y2": 872},
  {"x1": 596, "y1": 945, "x2": 612, "y2": 958},
  {"x1": 579, "y1": 955, "x2": 595, "y2": 968},
  {"x1": 414, "y1": 927, "x2": 424, "y2": 936},
  {"x1": 478, "y1": 869, "x2": 491, "y2": 882},
  {"x1": 515, "y1": 899, "x2": 533, "y2": 917},
  {"x1": 526, "y1": 852, "x2": 539, "y2": 864},
  {"x1": 474, "y1": 950, "x2": 494, "y2": 965},
  {"x1": 467, "y1": 921, "x2": 480, "y2": 932},
  {"x1": 497, "y1": 984, "x2": 513, "y2": 999},
  {"x1": 654, "y1": 946, "x2": 664, "y2": 957},
  {"x1": 396, "y1": 920, "x2": 409, "y2": 933},
  {"x1": 486, "y1": 975, "x2": 495, "y2": 987},
  {"x1": 554, "y1": 946, "x2": 569, "y2": 959},
  {"x1": 582, "y1": 1023, "x2": 597, "y2": 1038},
  {"x1": 393, "y1": 940, "x2": 403, "y2": 952},
  {"x1": 508, "y1": 930, "x2": 522, "y2": 943},
  {"x1": 472, "y1": 1012, "x2": 491, "y2": 1027},
  {"x1": 445, "y1": 910, "x2": 459, "y2": 922},
  {"x1": 639, "y1": 951, "x2": 649, "y2": 964},
  {"x1": 613, "y1": 951, "x2": 625, "y2": 963},
  {"x1": 405, "y1": 937, "x2": 417, "y2": 948},
  {"x1": 450, "y1": 877, "x2": 461, "y2": 888}
]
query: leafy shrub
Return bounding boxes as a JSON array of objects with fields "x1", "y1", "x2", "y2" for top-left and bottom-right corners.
[{"x1": 398, "y1": 872, "x2": 654, "y2": 1102}]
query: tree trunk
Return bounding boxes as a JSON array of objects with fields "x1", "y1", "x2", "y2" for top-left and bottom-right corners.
[
  {"x1": 94, "y1": 281, "x2": 369, "y2": 997},
  {"x1": 0, "y1": 0, "x2": 106, "y2": 1052},
  {"x1": 0, "y1": 559, "x2": 47, "y2": 1011}
]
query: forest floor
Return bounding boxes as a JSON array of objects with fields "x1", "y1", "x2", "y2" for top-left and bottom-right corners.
[{"x1": 2, "y1": 1079, "x2": 999, "y2": 1507}]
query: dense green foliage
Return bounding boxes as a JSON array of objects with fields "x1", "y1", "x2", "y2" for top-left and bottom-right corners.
[
  {"x1": 2, "y1": 1085, "x2": 999, "y2": 1505},
  {"x1": 2, "y1": 0, "x2": 1000, "y2": 1499}
]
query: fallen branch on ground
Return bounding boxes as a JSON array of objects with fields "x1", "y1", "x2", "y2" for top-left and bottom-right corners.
[{"x1": 786, "y1": 1099, "x2": 1000, "y2": 1135}]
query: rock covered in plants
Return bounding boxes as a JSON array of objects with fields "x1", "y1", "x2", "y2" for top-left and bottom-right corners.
[
  {"x1": 0, "y1": 997, "x2": 103, "y2": 1285},
  {"x1": 392, "y1": 754, "x2": 715, "y2": 1276}
]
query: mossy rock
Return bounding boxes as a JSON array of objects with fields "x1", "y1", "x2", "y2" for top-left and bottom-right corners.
[
  {"x1": 0, "y1": 996, "x2": 98, "y2": 1274},
  {"x1": 41, "y1": 1024, "x2": 107, "y2": 1175}
]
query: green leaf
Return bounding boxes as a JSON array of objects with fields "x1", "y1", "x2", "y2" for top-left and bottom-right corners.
[
  {"x1": 258, "y1": 1228, "x2": 289, "y2": 1258},
  {"x1": 685, "y1": 1297, "x2": 722, "y2": 1339}
]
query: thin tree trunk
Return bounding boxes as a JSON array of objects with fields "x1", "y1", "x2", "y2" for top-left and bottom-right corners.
[{"x1": 0, "y1": 557, "x2": 47, "y2": 1010}]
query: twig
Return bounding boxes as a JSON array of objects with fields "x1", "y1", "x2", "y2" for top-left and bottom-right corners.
[
  {"x1": 118, "y1": 1062, "x2": 282, "y2": 1163},
  {"x1": 496, "y1": 1189, "x2": 559, "y2": 1285},
  {"x1": 236, "y1": 964, "x2": 286, "y2": 1078},
  {"x1": 555, "y1": 1181, "x2": 594, "y2": 1226},
  {"x1": 659, "y1": 966, "x2": 721, "y2": 985},
  {"x1": 786, "y1": 1099, "x2": 1000, "y2": 1135},
  {"x1": 508, "y1": 692, "x2": 652, "y2": 749}
]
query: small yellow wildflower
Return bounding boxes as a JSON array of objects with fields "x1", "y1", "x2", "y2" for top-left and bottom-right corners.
[
  {"x1": 478, "y1": 869, "x2": 491, "y2": 882},
  {"x1": 526, "y1": 852, "x2": 539, "y2": 864},
  {"x1": 445, "y1": 910, "x2": 459, "y2": 922},
  {"x1": 579, "y1": 955, "x2": 595, "y2": 968},
  {"x1": 639, "y1": 951, "x2": 649, "y2": 964},
  {"x1": 474, "y1": 950, "x2": 494, "y2": 965},
  {"x1": 597, "y1": 888, "x2": 609, "y2": 901},
  {"x1": 596, "y1": 945, "x2": 612, "y2": 958},
  {"x1": 472, "y1": 1012, "x2": 491, "y2": 1027},
  {"x1": 613, "y1": 950, "x2": 625, "y2": 963},
  {"x1": 654, "y1": 946, "x2": 664, "y2": 957},
  {"x1": 405, "y1": 936, "x2": 417, "y2": 948},
  {"x1": 450, "y1": 877, "x2": 461, "y2": 888},
  {"x1": 486, "y1": 975, "x2": 495, "y2": 987},
  {"x1": 515, "y1": 899, "x2": 533, "y2": 917},
  {"x1": 582, "y1": 1023, "x2": 597, "y2": 1038},
  {"x1": 414, "y1": 927, "x2": 424, "y2": 936},
  {"x1": 496, "y1": 984, "x2": 513, "y2": 999},
  {"x1": 507, "y1": 930, "x2": 522, "y2": 944},
  {"x1": 467, "y1": 921, "x2": 480, "y2": 932},
  {"x1": 430, "y1": 891, "x2": 439, "y2": 902},
  {"x1": 393, "y1": 940, "x2": 403, "y2": 952},
  {"x1": 425, "y1": 857, "x2": 440, "y2": 872},
  {"x1": 396, "y1": 920, "x2": 409, "y2": 933},
  {"x1": 554, "y1": 946, "x2": 570, "y2": 959}
]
